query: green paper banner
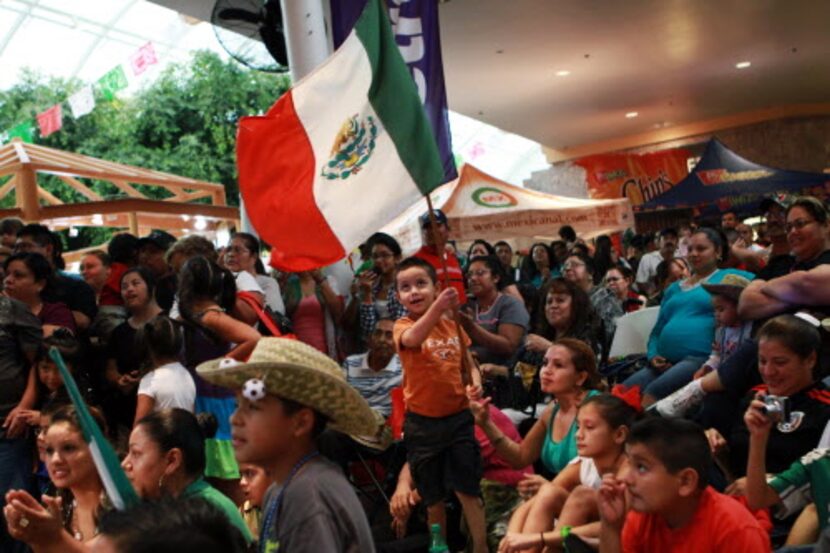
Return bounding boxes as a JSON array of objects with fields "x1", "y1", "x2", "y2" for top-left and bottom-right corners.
[
  {"x1": 6, "y1": 121, "x2": 35, "y2": 143},
  {"x1": 98, "y1": 65, "x2": 128, "y2": 101}
]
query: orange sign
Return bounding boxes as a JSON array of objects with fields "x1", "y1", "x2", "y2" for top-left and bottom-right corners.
[{"x1": 575, "y1": 148, "x2": 691, "y2": 206}]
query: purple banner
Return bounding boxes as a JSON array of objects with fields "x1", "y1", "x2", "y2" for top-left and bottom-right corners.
[{"x1": 331, "y1": 0, "x2": 457, "y2": 183}]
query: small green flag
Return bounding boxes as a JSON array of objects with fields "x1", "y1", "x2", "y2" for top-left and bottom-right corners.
[
  {"x1": 6, "y1": 121, "x2": 35, "y2": 143},
  {"x1": 49, "y1": 347, "x2": 139, "y2": 510},
  {"x1": 98, "y1": 65, "x2": 128, "y2": 101}
]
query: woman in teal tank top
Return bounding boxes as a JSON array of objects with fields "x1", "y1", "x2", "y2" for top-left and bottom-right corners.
[
  {"x1": 471, "y1": 338, "x2": 603, "y2": 504},
  {"x1": 540, "y1": 388, "x2": 601, "y2": 474}
]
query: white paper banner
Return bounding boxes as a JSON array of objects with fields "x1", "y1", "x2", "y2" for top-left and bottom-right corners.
[{"x1": 68, "y1": 85, "x2": 96, "y2": 119}]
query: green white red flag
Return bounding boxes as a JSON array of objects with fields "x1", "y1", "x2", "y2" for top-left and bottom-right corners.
[
  {"x1": 49, "y1": 348, "x2": 138, "y2": 511},
  {"x1": 237, "y1": 0, "x2": 444, "y2": 271}
]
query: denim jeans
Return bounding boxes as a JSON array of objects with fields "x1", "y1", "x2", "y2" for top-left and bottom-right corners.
[
  {"x1": 0, "y1": 437, "x2": 34, "y2": 553},
  {"x1": 623, "y1": 356, "x2": 708, "y2": 400}
]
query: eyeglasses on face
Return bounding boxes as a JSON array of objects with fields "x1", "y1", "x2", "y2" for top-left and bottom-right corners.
[
  {"x1": 563, "y1": 261, "x2": 584, "y2": 270},
  {"x1": 467, "y1": 269, "x2": 491, "y2": 278},
  {"x1": 785, "y1": 219, "x2": 816, "y2": 233}
]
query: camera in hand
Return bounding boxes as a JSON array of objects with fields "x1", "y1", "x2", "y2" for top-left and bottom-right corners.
[{"x1": 761, "y1": 395, "x2": 791, "y2": 422}]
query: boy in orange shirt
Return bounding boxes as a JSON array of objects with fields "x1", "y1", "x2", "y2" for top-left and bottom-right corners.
[
  {"x1": 598, "y1": 417, "x2": 770, "y2": 553},
  {"x1": 393, "y1": 257, "x2": 486, "y2": 553}
]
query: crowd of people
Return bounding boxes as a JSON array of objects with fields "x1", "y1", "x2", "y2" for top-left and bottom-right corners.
[{"x1": 1, "y1": 192, "x2": 829, "y2": 552}]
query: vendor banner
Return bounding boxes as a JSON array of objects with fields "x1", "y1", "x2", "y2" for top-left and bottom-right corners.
[
  {"x1": 330, "y1": 0, "x2": 457, "y2": 183},
  {"x1": 575, "y1": 148, "x2": 691, "y2": 207}
]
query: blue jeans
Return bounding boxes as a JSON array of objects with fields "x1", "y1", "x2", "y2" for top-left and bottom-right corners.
[
  {"x1": 0, "y1": 437, "x2": 34, "y2": 553},
  {"x1": 623, "y1": 356, "x2": 708, "y2": 400}
]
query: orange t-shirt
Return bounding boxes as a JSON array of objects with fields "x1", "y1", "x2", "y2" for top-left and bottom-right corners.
[
  {"x1": 393, "y1": 316, "x2": 471, "y2": 418},
  {"x1": 621, "y1": 487, "x2": 771, "y2": 552}
]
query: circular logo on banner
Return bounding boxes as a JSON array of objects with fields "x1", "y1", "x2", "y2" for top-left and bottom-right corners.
[{"x1": 472, "y1": 187, "x2": 518, "y2": 208}]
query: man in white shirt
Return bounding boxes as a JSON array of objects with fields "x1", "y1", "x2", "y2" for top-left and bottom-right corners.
[{"x1": 635, "y1": 228, "x2": 679, "y2": 295}]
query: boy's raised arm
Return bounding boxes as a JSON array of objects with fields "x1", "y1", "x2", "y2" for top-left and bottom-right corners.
[{"x1": 399, "y1": 288, "x2": 458, "y2": 348}]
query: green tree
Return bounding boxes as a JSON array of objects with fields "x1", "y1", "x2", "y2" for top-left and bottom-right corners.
[{"x1": 0, "y1": 51, "x2": 289, "y2": 247}]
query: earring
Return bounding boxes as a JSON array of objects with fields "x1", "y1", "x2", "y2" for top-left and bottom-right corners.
[{"x1": 158, "y1": 474, "x2": 166, "y2": 491}]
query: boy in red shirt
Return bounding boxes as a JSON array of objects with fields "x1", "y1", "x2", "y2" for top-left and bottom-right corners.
[
  {"x1": 393, "y1": 257, "x2": 485, "y2": 553},
  {"x1": 598, "y1": 417, "x2": 770, "y2": 553}
]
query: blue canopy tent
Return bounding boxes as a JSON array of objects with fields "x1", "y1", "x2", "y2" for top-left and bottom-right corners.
[{"x1": 639, "y1": 139, "x2": 830, "y2": 215}]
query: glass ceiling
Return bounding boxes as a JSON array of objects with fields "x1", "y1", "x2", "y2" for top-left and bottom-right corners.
[{"x1": 0, "y1": 0, "x2": 549, "y2": 184}]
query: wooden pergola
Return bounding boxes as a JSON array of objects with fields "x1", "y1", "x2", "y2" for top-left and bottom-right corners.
[{"x1": 0, "y1": 139, "x2": 240, "y2": 245}]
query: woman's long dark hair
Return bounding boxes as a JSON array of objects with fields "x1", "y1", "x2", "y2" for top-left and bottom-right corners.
[
  {"x1": 136, "y1": 409, "x2": 217, "y2": 478},
  {"x1": 536, "y1": 278, "x2": 596, "y2": 343},
  {"x1": 177, "y1": 256, "x2": 236, "y2": 334},
  {"x1": 593, "y1": 235, "x2": 615, "y2": 285},
  {"x1": 47, "y1": 404, "x2": 108, "y2": 533}
]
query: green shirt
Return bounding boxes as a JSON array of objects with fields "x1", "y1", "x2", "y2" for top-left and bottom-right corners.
[
  {"x1": 769, "y1": 448, "x2": 830, "y2": 530},
  {"x1": 183, "y1": 478, "x2": 253, "y2": 543}
]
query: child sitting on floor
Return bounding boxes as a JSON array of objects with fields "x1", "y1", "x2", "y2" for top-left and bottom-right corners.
[
  {"x1": 597, "y1": 417, "x2": 770, "y2": 552},
  {"x1": 498, "y1": 387, "x2": 641, "y2": 552}
]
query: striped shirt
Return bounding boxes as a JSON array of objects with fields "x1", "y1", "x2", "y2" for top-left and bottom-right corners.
[{"x1": 342, "y1": 353, "x2": 402, "y2": 417}]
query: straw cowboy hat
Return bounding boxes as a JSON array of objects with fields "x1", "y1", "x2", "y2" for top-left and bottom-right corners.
[
  {"x1": 197, "y1": 338, "x2": 390, "y2": 447},
  {"x1": 701, "y1": 273, "x2": 752, "y2": 302}
]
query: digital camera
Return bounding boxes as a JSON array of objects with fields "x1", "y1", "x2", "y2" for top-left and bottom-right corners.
[{"x1": 761, "y1": 395, "x2": 791, "y2": 422}]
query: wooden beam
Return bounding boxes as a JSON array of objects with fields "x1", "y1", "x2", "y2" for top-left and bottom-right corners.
[
  {"x1": 16, "y1": 167, "x2": 39, "y2": 221},
  {"x1": 127, "y1": 212, "x2": 139, "y2": 235},
  {"x1": 166, "y1": 190, "x2": 213, "y2": 202},
  {"x1": 36, "y1": 198, "x2": 238, "y2": 221},
  {"x1": 31, "y1": 164, "x2": 224, "y2": 193},
  {"x1": 57, "y1": 176, "x2": 103, "y2": 201},
  {"x1": 110, "y1": 179, "x2": 144, "y2": 198},
  {"x1": 544, "y1": 103, "x2": 830, "y2": 162},
  {"x1": 0, "y1": 175, "x2": 16, "y2": 200},
  {"x1": 37, "y1": 187, "x2": 64, "y2": 206}
]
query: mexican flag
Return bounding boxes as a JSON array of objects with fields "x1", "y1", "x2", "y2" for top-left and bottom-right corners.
[
  {"x1": 237, "y1": 0, "x2": 445, "y2": 271},
  {"x1": 49, "y1": 348, "x2": 139, "y2": 510}
]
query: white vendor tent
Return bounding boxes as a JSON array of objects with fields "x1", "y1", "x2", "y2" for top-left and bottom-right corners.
[{"x1": 381, "y1": 164, "x2": 633, "y2": 254}]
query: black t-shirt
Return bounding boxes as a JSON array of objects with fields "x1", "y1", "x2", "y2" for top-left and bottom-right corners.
[
  {"x1": 155, "y1": 273, "x2": 177, "y2": 312},
  {"x1": 107, "y1": 322, "x2": 141, "y2": 376},
  {"x1": 793, "y1": 249, "x2": 830, "y2": 272},
  {"x1": 728, "y1": 382, "x2": 830, "y2": 477},
  {"x1": 757, "y1": 254, "x2": 795, "y2": 281},
  {"x1": 43, "y1": 274, "x2": 98, "y2": 322}
]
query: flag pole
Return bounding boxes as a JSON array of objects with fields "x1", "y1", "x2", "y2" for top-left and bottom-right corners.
[{"x1": 424, "y1": 194, "x2": 473, "y2": 387}]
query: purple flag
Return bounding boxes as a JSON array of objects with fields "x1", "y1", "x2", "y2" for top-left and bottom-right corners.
[{"x1": 331, "y1": 0, "x2": 457, "y2": 183}]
